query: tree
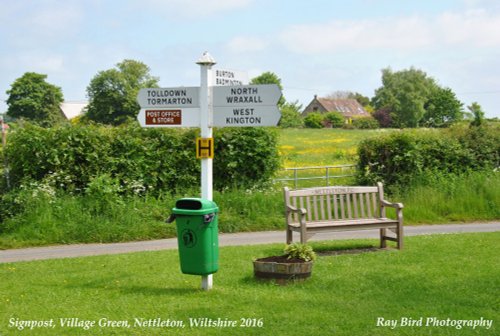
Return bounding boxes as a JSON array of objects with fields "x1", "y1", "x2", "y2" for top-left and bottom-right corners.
[
  {"x1": 422, "y1": 87, "x2": 463, "y2": 127},
  {"x1": 373, "y1": 107, "x2": 393, "y2": 128},
  {"x1": 372, "y1": 67, "x2": 437, "y2": 128},
  {"x1": 85, "y1": 60, "x2": 159, "y2": 125},
  {"x1": 6, "y1": 72, "x2": 65, "y2": 127},
  {"x1": 250, "y1": 71, "x2": 285, "y2": 107},
  {"x1": 468, "y1": 102, "x2": 485, "y2": 127},
  {"x1": 279, "y1": 100, "x2": 303, "y2": 128},
  {"x1": 327, "y1": 91, "x2": 371, "y2": 107}
]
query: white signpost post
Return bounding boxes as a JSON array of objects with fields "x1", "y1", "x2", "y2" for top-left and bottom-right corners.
[{"x1": 137, "y1": 52, "x2": 282, "y2": 291}]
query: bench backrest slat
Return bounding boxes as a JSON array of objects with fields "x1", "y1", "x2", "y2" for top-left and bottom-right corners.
[
  {"x1": 361, "y1": 193, "x2": 368, "y2": 218},
  {"x1": 285, "y1": 185, "x2": 383, "y2": 223},
  {"x1": 352, "y1": 193, "x2": 359, "y2": 218},
  {"x1": 326, "y1": 194, "x2": 332, "y2": 220}
]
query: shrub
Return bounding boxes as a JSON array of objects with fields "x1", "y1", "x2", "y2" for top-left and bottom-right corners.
[
  {"x1": 452, "y1": 124, "x2": 500, "y2": 169},
  {"x1": 4, "y1": 123, "x2": 281, "y2": 196},
  {"x1": 284, "y1": 242, "x2": 317, "y2": 262},
  {"x1": 279, "y1": 101, "x2": 304, "y2": 128},
  {"x1": 213, "y1": 127, "x2": 281, "y2": 190},
  {"x1": 352, "y1": 117, "x2": 379, "y2": 129},
  {"x1": 324, "y1": 112, "x2": 344, "y2": 128},
  {"x1": 373, "y1": 108, "x2": 393, "y2": 128},
  {"x1": 304, "y1": 113, "x2": 324, "y2": 128},
  {"x1": 356, "y1": 126, "x2": 499, "y2": 189}
]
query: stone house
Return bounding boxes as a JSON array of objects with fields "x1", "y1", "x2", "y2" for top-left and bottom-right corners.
[{"x1": 302, "y1": 95, "x2": 369, "y2": 122}]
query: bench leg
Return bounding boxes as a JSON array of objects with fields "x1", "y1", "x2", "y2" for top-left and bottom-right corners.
[
  {"x1": 397, "y1": 224, "x2": 403, "y2": 250},
  {"x1": 286, "y1": 227, "x2": 293, "y2": 244},
  {"x1": 300, "y1": 226, "x2": 307, "y2": 244},
  {"x1": 380, "y1": 228, "x2": 387, "y2": 248}
]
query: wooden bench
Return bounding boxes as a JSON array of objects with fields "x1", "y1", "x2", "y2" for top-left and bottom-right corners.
[{"x1": 284, "y1": 182, "x2": 404, "y2": 249}]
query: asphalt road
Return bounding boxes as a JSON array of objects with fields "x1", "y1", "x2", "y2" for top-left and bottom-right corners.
[{"x1": 1, "y1": 222, "x2": 499, "y2": 263}]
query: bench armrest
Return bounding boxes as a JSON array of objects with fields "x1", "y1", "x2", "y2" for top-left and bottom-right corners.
[
  {"x1": 380, "y1": 199, "x2": 404, "y2": 226},
  {"x1": 380, "y1": 199, "x2": 404, "y2": 209},
  {"x1": 286, "y1": 204, "x2": 307, "y2": 215}
]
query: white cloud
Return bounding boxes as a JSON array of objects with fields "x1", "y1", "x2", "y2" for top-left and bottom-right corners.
[
  {"x1": 0, "y1": 1, "x2": 83, "y2": 47},
  {"x1": 279, "y1": 10, "x2": 500, "y2": 54},
  {"x1": 226, "y1": 36, "x2": 268, "y2": 53},
  {"x1": 132, "y1": 0, "x2": 252, "y2": 18},
  {"x1": 438, "y1": 9, "x2": 500, "y2": 47},
  {"x1": 1, "y1": 52, "x2": 65, "y2": 74},
  {"x1": 29, "y1": 4, "x2": 83, "y2": 36}
]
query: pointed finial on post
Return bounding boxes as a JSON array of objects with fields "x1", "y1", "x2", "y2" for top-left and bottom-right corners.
[{"x1": 196, "y1": 51, "x2": 216, "y2": 66}]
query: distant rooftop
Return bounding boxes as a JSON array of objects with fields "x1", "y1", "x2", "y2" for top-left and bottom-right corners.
[
  {"x1": 303, "y1": 95, "x2": 369, "y2": 118},
  {"x1": 60, "y1": 101, "x2": 88, "y2": 119}
]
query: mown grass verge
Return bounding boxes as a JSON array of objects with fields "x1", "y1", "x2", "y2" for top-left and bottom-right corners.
[{"x1": 1, "y1": 233, "x2": 498, "y2": 335}]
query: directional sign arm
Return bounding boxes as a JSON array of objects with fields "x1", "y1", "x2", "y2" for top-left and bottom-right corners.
[{"x1": 212, "y1": 84, "x2": 282, "y2": 107}]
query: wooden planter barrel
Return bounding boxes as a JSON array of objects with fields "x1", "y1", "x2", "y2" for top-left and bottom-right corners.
[{"x1": 253, "y1": 256, "x2": 313, "y2": 285}]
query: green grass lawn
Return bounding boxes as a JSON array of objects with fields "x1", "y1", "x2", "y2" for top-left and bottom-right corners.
[{"x1": 1, "y1": 232, "x2": 498, "y2": 335}]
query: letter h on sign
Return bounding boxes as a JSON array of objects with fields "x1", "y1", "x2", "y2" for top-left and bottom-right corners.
[{"x1": 196, "y1": 138, "x2": 214, "y2": 159}]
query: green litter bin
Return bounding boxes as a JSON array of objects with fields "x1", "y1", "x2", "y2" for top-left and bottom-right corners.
[{"x1": 167, "y1": 198, "x2": 219, "y2": 275}]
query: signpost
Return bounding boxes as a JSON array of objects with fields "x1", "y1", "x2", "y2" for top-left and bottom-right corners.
[
  {"x1": 212, "y1": 68, "x2": 248, "y2": 86},
  {"x1": 212, "y1": 84, "x2": 282, "y2": 127},
  {"x1": 136, "y1": 52, "x2": 282, "y2": 291},
  {"x1": 137, "y1": 108, "x2": 200, "y2": 127},
  {"x1": 137, "y1": 87, "x2": 199, "y2": 108}
]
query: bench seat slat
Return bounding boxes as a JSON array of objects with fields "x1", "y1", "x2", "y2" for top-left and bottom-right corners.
[{"x1": 288, "y1": 217, "x2": 398, "y2": 229}]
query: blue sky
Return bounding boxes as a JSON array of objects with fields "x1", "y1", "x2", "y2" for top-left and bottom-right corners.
[{"x1": 1, "y1": 0, "x2": 499, "y2": 118}]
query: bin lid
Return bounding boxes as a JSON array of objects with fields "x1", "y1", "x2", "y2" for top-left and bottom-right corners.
[{"x1": 172, "y1": 198, "x2": 219, "y2": 215}]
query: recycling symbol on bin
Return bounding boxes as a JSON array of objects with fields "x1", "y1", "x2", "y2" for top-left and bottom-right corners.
[{"x1": 181, "y1": 229, "x2": 197, "y2": 248}]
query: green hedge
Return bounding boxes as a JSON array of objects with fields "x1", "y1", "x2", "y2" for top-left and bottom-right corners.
[
  {"x1": 3, "y1": 123, "x2": 280, "y2": 195},
  {"x1": 356, "y1": 124, "x2": 500, "y2": 188}
]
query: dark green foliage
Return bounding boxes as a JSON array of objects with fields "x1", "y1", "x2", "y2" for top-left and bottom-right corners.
[
  {"x1": 279, "y1": 100, "x2": 304, "y2": 128},
  {"x1": 3, "y1": 123, "x2": 280, "y2": 196},
  {"x1": 85, "y1": 60, "x2": 159, "y2": 125},
  {"x1": 5, "y1": 124, "x2": 108, "y2": 191},
  {"x1": 352, "y1": 117, "x2": 379, "y2": 129},
  {"x1": 250, "y1": 71, "x2": 285, "y2": 107},
  {"x1": 6, "y1": 72, "x2": 65, "y2": 127},
  {"x1": 467, "y1": 102, "x2": 485, "y2": 127},
  {"x1": 304, "y1": 112, "x2": 324, "y2": 128},
  {"x1": 357, "y1": 125, "x2": 500, "y2": 188},
  {"x1": 324, "y1": 112, "x2": 344, "y2": 128},
  {"x1": 453, "y1": 124, "x2": 500, "y2": 169},
  {"x1": 373, "y1": 107, "x2": 393, "y2": 128},
  {"x1": 213, "y1": 127, "x2": 281, "y2": 190},
  {"x1": 372, "y1": 67, "x2": 463, "y2": 128},
  {"x1": 422, "y1": 87, "x2": 463, "y2": 127}
]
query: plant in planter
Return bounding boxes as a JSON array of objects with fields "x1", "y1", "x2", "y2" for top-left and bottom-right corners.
[{"x1": 253, "y1": 243, "x2": 317, "y2": 284}]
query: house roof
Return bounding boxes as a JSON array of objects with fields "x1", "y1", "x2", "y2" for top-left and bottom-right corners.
[
  {"x1": 60, "y1": 101, "x2": 88, "y2": 119},
  {"x1": 316, "y1": 98, "x2": 369, "y2": 117}
]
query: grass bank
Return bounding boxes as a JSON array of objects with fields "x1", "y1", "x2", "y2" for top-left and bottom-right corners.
[
  {"x1": 0, "y1": 171, "x2": 498, "y2": 249},
  {"x1": 1, "y1": 233, "x2": 498, "y2": 335},
  {"x1": 0, "y1": 128, "x2": 498, "y2": 249},
  {"x1": 0, "y1": 189, "x2": 284, "y2": 249},
  {"x1": 393, "y1": 171, "x2": 500, "y2": 223}
]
